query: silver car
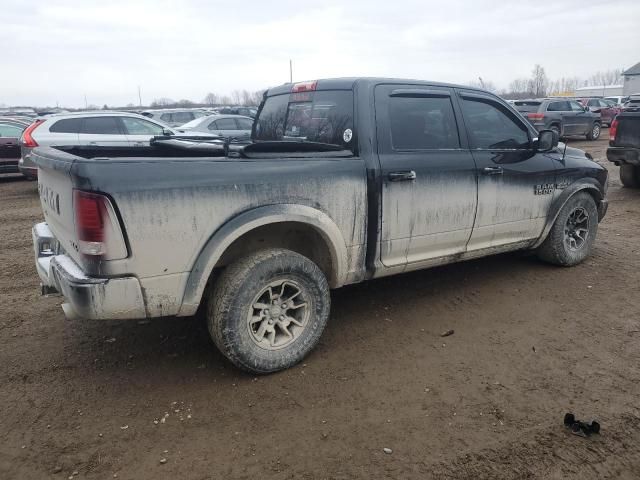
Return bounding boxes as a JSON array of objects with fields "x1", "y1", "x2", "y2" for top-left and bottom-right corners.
[
  {"x1": 19, "y1": 112, "x2": 173, "y2": 179},
  {"x1": 140, "y1": 109, "x2": 208, "y2": 127},
  {"x1": 175, "y1": 114, "x2": 253, "y2": 138}
]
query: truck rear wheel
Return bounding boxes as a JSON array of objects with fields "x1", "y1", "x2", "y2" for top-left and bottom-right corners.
[
  {"x1": 536, "y1": 192, "x2": 598, "y2": 266},
  {"x1": 207, "y1": 248, "x2": 330, "y2": 374},
  {"x1": 620, "y1": 164, "x2": 640, "y2": 188}
]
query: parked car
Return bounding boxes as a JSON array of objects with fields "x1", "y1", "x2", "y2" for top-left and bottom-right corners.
[
  {"x1": 607, "y1": 112, "x2": 640, "y2": 187},
  {"x1": 19, "y1": 111, "x2": 174, "y2": 179},
  {"x1": 605, "y1": 96, "x2": 629, "y2": 107},
  {"x1": 514, "y1": 98, "x2": 602, "y2": 140},
  {"x1": 577, "y1": 98, "x2": 620, "y2": 127},
  {"x1": 218, "y1": 106, "x2": 258, "y2": 118},
  {"x1": 139, "y1": 109, "x2": 208, "y2": 127},
  {"x1": 621, "y1": 96, "x2": 640, "y2": 112},
  {"x1": 0, "y1": 121, "x2": 27, "y2": 175},
  {"x1": 31, "y1": 77, "x2": 608, "y2": 374},
  {"x1": 174, "y1": 114, "x2": 253, "y2": 138}
]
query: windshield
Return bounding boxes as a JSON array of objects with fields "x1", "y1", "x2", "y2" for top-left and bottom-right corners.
[{"x1": 254, "y1": 90, "x2": 354, "y2": 149}]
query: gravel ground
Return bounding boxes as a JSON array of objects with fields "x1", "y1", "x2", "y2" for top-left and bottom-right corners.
[{"x1": 1, "y1": 131, "x2": 639, "y2": 479}]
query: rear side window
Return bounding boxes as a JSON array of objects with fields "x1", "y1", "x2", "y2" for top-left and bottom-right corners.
[
  {"x1": 460, "y1": 97, "x2": 530, "y2": 149},
  {"x1": 255, "y1": 90, "x2": 354, "y2": 148},
  {"x1": 50, "y1": 118, "x2": 82, "y2": 133},
  {"x1": 546, "y1": 101, "x2": 570, "y2": 112},
  {"x1": 388, "y1": 96, "x2": 459, "y2": 150},
  {"x1": 80, "y1": 117, "x2": 123, "y2": 134},
  {"x1": 171, "y1": 112, "x2": 195, "y2": 124},
  {"x1": 211, "y1": 118, "x2": 237, "y2": 130}
]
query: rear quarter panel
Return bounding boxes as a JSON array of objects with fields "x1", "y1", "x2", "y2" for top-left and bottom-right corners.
[{"x1": 70, "y1": 156, "x2": 368, "y2": 316}]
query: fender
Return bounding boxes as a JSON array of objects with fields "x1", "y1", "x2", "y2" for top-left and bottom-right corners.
[
  {"x1": 177, "y1": 204, "x2": 349, "y2": 316},
  {"x1": 532, "y1": 179, "x2": 604, "y2": 249}
]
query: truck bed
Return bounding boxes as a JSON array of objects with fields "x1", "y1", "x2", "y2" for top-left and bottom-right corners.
[{"x1": 31, "y1": 143, "x2": 368, "y2": 318}]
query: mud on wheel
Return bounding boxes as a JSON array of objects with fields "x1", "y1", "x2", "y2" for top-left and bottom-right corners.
[
  {"x1": 207, "y1": 248, "x2": 330, "y2": 374},
  {"x1": 536, "y1": 192, "x2": 599, "y2": 266}
]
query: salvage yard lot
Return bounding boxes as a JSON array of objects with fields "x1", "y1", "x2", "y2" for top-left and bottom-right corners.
[{"x1": 1, "y1": 132, "x2": 640, "y2": 479}]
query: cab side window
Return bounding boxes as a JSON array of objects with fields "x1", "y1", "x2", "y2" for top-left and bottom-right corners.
[
  {"x1": 460, "y1": 98, "x2": 530, "y2": 150},
  {"x1": 388, "y1": 96, "x2": 460, "y2": 150}
]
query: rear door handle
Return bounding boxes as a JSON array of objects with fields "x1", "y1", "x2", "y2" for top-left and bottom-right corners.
[
  {"x1": 482, "y1": 166, "x2": 503, "y2": 175},
  {"x1": 388, "y1": 170, "x2": 417, "y2": 182}
]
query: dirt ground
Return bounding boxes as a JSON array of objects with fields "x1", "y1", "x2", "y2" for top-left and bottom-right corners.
[{"x1": 1, "y1": 131, "x2": 640, "y2": 480}]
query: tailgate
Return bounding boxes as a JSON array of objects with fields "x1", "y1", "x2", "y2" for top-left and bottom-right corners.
[
  {"x1": 32, "y1": 148, "x2": 83, "y2": 266},
  {"x1": 617, "y1": 116, "x2": 640, "y2": 148}
]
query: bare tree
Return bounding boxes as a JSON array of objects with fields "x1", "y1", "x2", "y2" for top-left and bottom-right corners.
[
  {"x1": 176, "y1": 99, "x2": 194, "y2": 107},
  {"x1": 530, "y1": 64, "x2": 548, "y2": 97},
  {"x1": 203, "y1": 92, "x2": 219, "y2": 106},
  {"x1": 250, "y1": 90, "x2": 266, "y2": 106},
  {"x1": 150, "y1": 97, "x2": 175, "y2": 107},
  {"x1": 219, "y1": 95, "x2": 232, "y2": 106}
]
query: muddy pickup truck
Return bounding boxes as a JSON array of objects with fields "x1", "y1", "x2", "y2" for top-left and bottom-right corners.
[
  {"x1": 32, "y1": 78, "x2": 608, "y2": 373},
  {"x1": 607, "y1": 112, "x2": 640, "y2": 188}
]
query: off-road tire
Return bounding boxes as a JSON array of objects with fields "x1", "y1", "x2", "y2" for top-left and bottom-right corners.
[
  {"x1": 537, "y1": 192, "x2": 598, "y2": 266},
  {"x1": 207, "y1": 248, "x2": 330, "y2": 374},
  {"x1": 586, "y1": 122, "x2": 601, "y2": 141},
  {"x1": 619, "y1": 164, "x2": 640, "y2": 188}
]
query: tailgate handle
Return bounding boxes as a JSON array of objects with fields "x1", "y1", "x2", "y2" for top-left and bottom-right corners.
[
  {"x1": 482, "y1": 166, "x2": 504, "y2": 175},
  {"x1": 388, "y1": 170, "x2": 417, "y2": 182}
]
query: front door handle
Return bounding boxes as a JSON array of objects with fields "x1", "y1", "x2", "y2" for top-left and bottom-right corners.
[
  {"x1": 388, "y1": 170, "x2": 417, "y2": 182},
  {"x1": 482, "y1": 166, "x2": 503, "y2": 175}
]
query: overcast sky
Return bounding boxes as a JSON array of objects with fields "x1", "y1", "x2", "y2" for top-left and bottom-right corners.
[{"x1": 3, "y1": 0, "x2": 639, "y2": 107}]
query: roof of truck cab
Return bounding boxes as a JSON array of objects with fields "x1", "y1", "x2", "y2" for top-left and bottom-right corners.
[{"x1": 265, "y1": 77, "x2": 489, "y2": 96}]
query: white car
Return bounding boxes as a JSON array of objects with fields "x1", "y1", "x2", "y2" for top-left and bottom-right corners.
[
  {"x1": 140, "y1": 109, "x2": 208, "y2": 127},
  {"x1": 19, "y1": 111, "x2": 175, "y2": 179},
  {"x1": 175, "y1": 114, "x2": 253, "y2": 139}
]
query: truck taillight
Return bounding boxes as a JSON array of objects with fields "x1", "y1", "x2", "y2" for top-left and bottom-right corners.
[
  {"x1": 21, "y1": 119, "x2": 45, "y2": 148},
  {"x1": 527, "y1": 113, "x2": 545, "y2": 121},
  {"x1": 74, "y1": 190, "x2": 109, "y2": 256},
  {"x1": 609, "y1": 118, "x2": 618, "y2": 143}
]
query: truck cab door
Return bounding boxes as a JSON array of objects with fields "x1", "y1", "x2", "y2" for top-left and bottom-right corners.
[
  {"x1": 457, "y1": 91, "x2": 556, "y2": 250},
  {"x1": 374, "y1": 85, "x2": 478, "y2": 269}
]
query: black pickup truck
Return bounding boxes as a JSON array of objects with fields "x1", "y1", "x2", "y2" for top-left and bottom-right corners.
[
  {"x1": 607, "y1": 112, "x2": 640, "y2": 188},
  {"x1": 31, "y1": 78, "x2": 608, "y2": 374}
]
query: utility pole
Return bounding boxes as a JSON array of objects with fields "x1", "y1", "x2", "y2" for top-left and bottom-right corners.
[
  {"x1": 289, "y1": 59, "x2": 293, "y2": 83},
  {"x1": 138, "y1": 85, "x2": 142, "y2": 107},
  {"x1": 84, "y1": 94, "x2": 88, "y2": 110}
]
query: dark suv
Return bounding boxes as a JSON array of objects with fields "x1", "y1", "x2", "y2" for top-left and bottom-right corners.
[{"x1": 514, "y1": 99, "x2": 601, "y2": 140}]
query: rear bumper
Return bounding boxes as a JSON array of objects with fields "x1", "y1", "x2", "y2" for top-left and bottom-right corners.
[
  {"x1": 607, "y1": 147, "x2": 640, "y2": 166},
  {"x1": 33, "y1": 222, "x2": 146, "y2": 320},
  {"x1": 0, "y1": 161, "x2": 19, "y2": 174}
]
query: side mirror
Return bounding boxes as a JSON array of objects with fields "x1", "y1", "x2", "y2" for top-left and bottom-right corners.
[
  {"x1": 162, "y1": 128, "x2": 173, "y2": 136},
  {"x1": 534, "y1": 129, "x2": 558, "y2": 153}
]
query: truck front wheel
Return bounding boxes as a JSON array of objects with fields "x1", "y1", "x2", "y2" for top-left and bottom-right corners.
[
  {"x1": 620, "y1": 164, "x2": 640, "y2": 188},
  {"x1": 207, "y1": 248, "x2": 330, "y2": 374},
  {"x1": 536, "y1": 192, "x2": 598, "y2": 266}
]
